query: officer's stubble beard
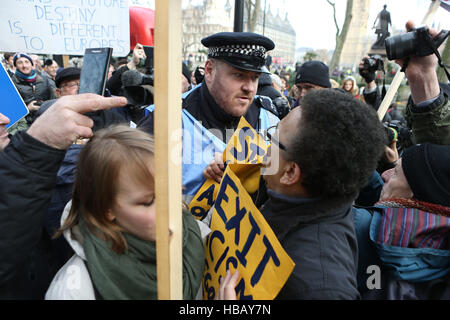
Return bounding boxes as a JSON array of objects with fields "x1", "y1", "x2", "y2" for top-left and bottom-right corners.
[{"x1": 205, "y1": 58, "x2": 254, "y2": 118}]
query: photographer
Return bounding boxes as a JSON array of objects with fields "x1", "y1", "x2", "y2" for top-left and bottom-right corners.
[
  {"x1": 360, "y1": 22, "x2": 449, "y2": 146},
  {"x1": 396, "y1": 22, "x2": 450, "y2": 146},
  {"x1": 106, "y1": 43, "x2": 147, "y2": 96},
  {"x1": 356, "y1": 22, "x2": 449, "y2": 207},
  {"x1": 113, "y1": 69, "x2": 154, "y2": 125}
]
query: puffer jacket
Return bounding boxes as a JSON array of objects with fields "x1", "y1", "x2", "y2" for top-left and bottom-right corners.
[
  {"x1": 12, "y1": 73, "x2": 56, "y2": 125},
  {"x1": 12, "y1": 73, "x2": 55, "y2": 105}
]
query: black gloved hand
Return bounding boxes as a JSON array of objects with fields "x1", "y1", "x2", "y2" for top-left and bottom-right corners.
[
  {"x1": 359, "y1": 67, "x2": 376, "y2": 83},
  {"x1": 272, "y1": 97, "x2": 290, "y2": 120}
]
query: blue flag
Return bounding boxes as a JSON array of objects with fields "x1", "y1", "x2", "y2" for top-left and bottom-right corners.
[{"x1": 0, "y1": 64, "x2": 28, "y2": 129}]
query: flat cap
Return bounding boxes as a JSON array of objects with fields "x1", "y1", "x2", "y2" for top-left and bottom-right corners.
[
  {"x1": 55, "y1": 67, "x2": 81, "y2": 88},
  {"x1": 201, "y1": 32, "x2": 275, "y2": 73}
]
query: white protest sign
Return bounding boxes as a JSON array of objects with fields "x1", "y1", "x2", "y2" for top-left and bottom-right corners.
[
  {"x1": 129, "y1": 0, "x2": 154, "y2": 8},
  {"x1": 0, "y1": 0, "x2": 130, "y2": 56}
]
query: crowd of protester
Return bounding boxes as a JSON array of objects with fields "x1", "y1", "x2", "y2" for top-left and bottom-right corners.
[{"x1": 0, "y1": 18, "x2": 449, "y2": 300}]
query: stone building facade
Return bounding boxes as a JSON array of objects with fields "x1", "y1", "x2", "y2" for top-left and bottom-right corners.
[
  {"x1": 182, "y1": 0, "x2": 296, "y2": 66},
  {"x1": 339, "y1": 0, "x2": 372, "y2": 72},
  {"x1": 182, "y1": 0, "x2": 234, "y2": 64},
  {"x1": 243, "y1": 6, "x2": 296, "y2": 65}
]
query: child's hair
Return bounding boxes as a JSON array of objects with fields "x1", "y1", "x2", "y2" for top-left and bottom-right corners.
[{"x1": 56, "y1": 125, "x2": 155, "y2": 254}]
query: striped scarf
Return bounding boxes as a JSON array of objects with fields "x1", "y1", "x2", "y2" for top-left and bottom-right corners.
[
  {"x1": 375, "y1": 198, "x2": 450, "y2": 250},
  {"x1": 15, "y1": 69, "x2": 37, "y2": 83}
]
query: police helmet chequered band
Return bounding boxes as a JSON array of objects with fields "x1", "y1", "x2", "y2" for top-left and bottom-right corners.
[
  {"x1": 208, "y1": 44, "x2": 267, "y2": 60},
  {"x1": 201, "y1": 32, "x2": 275, "y2": 73}
]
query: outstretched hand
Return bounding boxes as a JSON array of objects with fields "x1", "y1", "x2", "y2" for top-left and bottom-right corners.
[{"x1": 27, "y1": 94, "x2": 127, "y2": 150}]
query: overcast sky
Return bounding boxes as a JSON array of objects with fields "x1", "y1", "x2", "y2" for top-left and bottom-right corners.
[
  {"x1": 259, "y1": 0, "x2": 450, "y2": 50},
  {"x1": 140, "y1": 0, "x2": 450, "y2": 50}
]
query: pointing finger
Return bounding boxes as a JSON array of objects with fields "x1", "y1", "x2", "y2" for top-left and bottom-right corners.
[{"x1": 55, "y1": 94, "x2": 127, "y2": 115}]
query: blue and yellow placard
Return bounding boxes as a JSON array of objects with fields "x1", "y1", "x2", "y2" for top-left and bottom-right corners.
[
  {"x1": 189, "y1": 117, "x2": 267, "y2": 220},
  {"x1": 202, "y1": 167, "x2": 295, "y2": 300}
]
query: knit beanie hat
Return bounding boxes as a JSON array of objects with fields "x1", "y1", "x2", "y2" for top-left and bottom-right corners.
[
  {"x1": 401, "y1": 143, "x2": 450, "y2": 207},
  {"x1": 295, "y1": 61, "x2": 331, "y2": 88},
  {"x1": 13, "y1": 53, "x2": 34, "y2": 67}
]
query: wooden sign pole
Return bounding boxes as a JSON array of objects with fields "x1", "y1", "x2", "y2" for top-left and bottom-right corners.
[
  {"x1": 154, "y1": 0, "x2": 183, "y2": 300},
  {"x1": 62, "y1": 55, "x2": 69, "y2": 68},
  {"x1": 377, "y1": 0, "x2": 441, "y2": 120}
]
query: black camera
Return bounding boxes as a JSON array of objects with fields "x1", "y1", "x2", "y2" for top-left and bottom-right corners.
[
  {"x1": 385, "y1": 27, "x2": 449, "y2": 61},
  {"x1": 383, "y1": 120, "x2": 412, "y2": 154},
  {"x1": 383, "y1": 123, "x2": 398, "y2": 145},
  {"x1": 362, "y1": 55, "x2": 384, "y2": 73}
]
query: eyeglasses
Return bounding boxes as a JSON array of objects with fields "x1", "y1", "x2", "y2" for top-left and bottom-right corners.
[
  {"x1": 60, "y1": 81, "x2": 80, "y2": 89},
  {"x1": 296, "y1": 83, "x2": 319, "y2": 93},
  {"x1": 264, "y1": 124, "x2": 287, "y2": 151}
]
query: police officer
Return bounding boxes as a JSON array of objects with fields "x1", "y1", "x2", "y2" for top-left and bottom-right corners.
[{"x1": 138, "y1": 32, "x2": 280, "y2": 201}]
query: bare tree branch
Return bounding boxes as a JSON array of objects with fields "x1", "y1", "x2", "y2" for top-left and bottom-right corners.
[
  {"x1": 326, "y1": 0, "x2": 340, "y2": 42},
  {"x1": 245, "y1": 0, "x2": 261, "y2": 32},
  {"x1": 327, "y1": 0, "x2": 353, "y2": 74}
]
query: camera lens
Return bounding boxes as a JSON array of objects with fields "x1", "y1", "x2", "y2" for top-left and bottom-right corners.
[{"x1": 385, "y1": 32, "x2": 417, "y2": 60}]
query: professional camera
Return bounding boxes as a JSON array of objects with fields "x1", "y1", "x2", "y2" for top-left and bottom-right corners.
[
  {"x1": 362, "y1": 55, "x2": 384, "y2": 73},
  {"x1": 385, "y1": 26, "x2": 449, "y2": 61},
  {"x1": 118, "y1": 69, "x2": 154, "y2": 123},
  {"x1": 383, "y1": 120, "x2": 412, "y2": 155}
]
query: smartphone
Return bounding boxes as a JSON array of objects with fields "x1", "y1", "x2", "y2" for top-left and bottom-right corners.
[
  {"x1": 0, "y1": 63, "x2": 29, "y2": 129},
  {"x1": 78, "y1": 47, "x2": 112, "y2": 95},
  {"x1": 143, "y1": 46, "x2": 154, "y2": 73}
]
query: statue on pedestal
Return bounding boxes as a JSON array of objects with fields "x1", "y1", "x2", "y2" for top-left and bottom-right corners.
[{"x1": 371, "y1": 4, "x2": 392, "y2": 50}]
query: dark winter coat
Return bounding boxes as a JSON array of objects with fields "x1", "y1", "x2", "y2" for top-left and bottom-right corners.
[
  {"x1": 257, "y1": 73, "x2": 291, "y2": 119},
  {"x1": 257, "y1": 72, "x2": 282, "y2": 101},
  {"x1": 0, "y1": 132, "x2": 65, "y2": 299},
  {"x1": 260, "y1": 190, "x2": 360, "y2": 300},
  {"x1": 12, "y1": 73, "x2": 56, "y2": 125},
  {"x1": 12, "y1": 73, "x2": 55, "y2": 105},
  {"x1": 44, "y1": 144, "x2": 84, "y2": 269}
]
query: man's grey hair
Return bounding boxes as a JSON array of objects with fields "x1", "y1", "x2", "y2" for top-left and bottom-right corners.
[{"x1": 270, "y1": 73, "x2": 282, "y2": 88}]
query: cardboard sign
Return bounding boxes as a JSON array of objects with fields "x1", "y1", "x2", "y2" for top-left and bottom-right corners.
[
  {"x1": 188, "y1": 117, "x2": 268, "y2": 221},
  {"x1": 0, "y1": 64, "x2": 29, "y2": 129},
  {"x1": 222, "y1": 117, "x2": 267, "y2": 165},
  {"x1": 203, "y1": 167, "x2": 295, "y2": 300},
  {"x1": 0, "y1": 1, "x2": 130, "y2": 56},
  {"x1": 129, "y1": 0, "x2": 154, "y2": 8}
]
